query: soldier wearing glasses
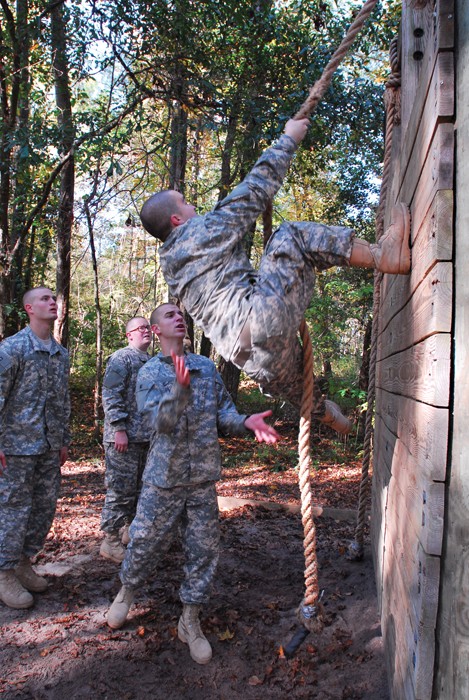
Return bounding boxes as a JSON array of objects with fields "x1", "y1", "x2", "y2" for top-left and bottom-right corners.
[{"x1": 100, "y1": 317, "x2": 153, "y2": 563}]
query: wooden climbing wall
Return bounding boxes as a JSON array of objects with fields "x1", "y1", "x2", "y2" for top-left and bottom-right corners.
[{"x1": 371, "y1": 1, "x2": 454, "y2": 698}]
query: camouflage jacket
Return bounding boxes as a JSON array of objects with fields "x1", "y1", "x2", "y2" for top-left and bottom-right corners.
[
  {"x1": 0, "y1": 326, "x2": 70, "y2": 455},
  {"x1": 136, "y1": 352, "x2": 248, "y2": 488},
  {"x1": 102, "y1": 346, "x2": 151, "y2": 443},
  {"x1": 159, "y1": 134, "x2": 298, "y2": 363}
]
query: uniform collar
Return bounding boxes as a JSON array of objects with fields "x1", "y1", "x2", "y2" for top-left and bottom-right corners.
[
  {"x1": 158, "y1": 351, "x2": 204, "y2": 371},
  {"x1": 26, "y1": 326, "x2": 61, "y2": 354}
]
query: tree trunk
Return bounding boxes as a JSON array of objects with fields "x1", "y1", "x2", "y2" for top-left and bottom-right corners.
[
  {"x1": 51, "y1": 4, "x2": 74, "y2": 348},
  {"x1": 85, "y1": 199, "x2": 103, "y2": 441},
  {"x1": 218, "y1": 356, "x2": 241, "y2": 403},
  {"x1": 0, "y1": 0, "x2": 30, "y2": 336}
]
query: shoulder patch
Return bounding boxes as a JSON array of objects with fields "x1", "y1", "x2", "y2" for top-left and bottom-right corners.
[{"x1": 103, "y1": 367, "x2": 126, "y2": 389}]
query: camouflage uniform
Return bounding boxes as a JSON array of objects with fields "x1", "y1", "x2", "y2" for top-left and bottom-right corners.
[
  {"x1": 120, "y1": 352, "x2": 247, "y2": 604},
  {"x1": 159, "y1": 134, "x2": 355, "y2": 413},
  {"x1": 0, "y1": 327, "x2": 70, "y2": 570},
  {"x1": 101, "y1": 346, "x2": 151, "y2": 535}
]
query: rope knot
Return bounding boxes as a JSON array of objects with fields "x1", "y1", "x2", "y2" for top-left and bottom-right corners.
[{"x1": 297, "y1": 597, "x2": 326, "y2": 633}]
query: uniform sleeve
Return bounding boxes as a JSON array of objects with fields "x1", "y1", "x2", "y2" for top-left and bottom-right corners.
[
  {"x1": 102, "y1": 354, "x2": 130, "y2": 433},
  {"x1": 0, "y1": 347, "x2": 17, "y2": 449},
  {"x1": 204, "y1": 134, "x2": 297, "y2": 244},
  {"x1": 136, "y1": 362, "x2": 190, "y2": 435},
  {"x1": 62, "y1": 354, "x2": 72, "y2": 447},
  {"x1": 214, "y1": 370, "x2": 248, "y2": 437}
]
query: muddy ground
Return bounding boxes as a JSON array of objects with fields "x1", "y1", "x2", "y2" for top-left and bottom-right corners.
[{"x1": 0, "y1": 420, "x2": 389, "y2": 700}]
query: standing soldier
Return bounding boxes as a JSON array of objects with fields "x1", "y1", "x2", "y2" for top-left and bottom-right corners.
[
  {"x1": 105, "y1": 303, "x2": 280, "y2": 665},
  {"x1": 0, "y1": 287, "x2": 70, "y2": 609},
  {"x1": 99, "y1": 316, "x2": 152, "y2": 563}
]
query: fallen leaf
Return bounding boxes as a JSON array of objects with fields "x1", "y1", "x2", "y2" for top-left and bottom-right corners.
[
  {"x1": 137, "y1": 626, "x2": 145, "y2": 637},
  {"x1": 218, "y1": 627, "x2": 234, "y2": 641}
]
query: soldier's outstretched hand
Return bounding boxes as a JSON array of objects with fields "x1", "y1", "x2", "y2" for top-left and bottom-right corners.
[
  {"x1": 171, "y1": 350, "x2": 190, "y2": 387},
  {"x1": 245, "y1": 410, "x2": 281, "y2": 444}
]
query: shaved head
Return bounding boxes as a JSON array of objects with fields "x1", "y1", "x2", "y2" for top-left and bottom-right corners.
[
  {"x1": 23, "y1": 287, "x2": 54, "y2": 308},
  {"x1": 150, "y1": 303, "x2": 180, "y2": 326},
  {"x1": 140, "y1": 191, "x2": 178, "y2": 241}
]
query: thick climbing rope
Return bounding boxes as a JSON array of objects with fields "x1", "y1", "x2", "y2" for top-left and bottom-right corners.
[
  {"x1": 290, "y1": 0, "x2": 381, "y2": 634},
  {"x1": 348, "y1": 36, "x2": 402, "y2": 560}
]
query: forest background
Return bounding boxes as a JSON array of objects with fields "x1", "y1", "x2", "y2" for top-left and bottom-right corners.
[{"x1": 0, "y1": 0, "x2": 401, "y2": 432}]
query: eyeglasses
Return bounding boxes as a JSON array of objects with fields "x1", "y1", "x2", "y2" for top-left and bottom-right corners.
[{"x1": 127, "y1": 325, "x2": 151, "y2": 334}]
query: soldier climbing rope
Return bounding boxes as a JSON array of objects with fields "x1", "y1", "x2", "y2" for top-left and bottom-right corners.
[{"x1": 282, "y1": 0, "x2": 386, "y2": 657}]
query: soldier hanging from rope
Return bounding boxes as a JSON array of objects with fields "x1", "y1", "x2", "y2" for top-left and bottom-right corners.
[{"x1": 139, "y1": 118, "x2": 410, "y2": 432}]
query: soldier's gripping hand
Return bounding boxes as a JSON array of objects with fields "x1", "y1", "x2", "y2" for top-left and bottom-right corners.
[{"x1": 284, "y1": 117, "x2": 310, "y2": 145}]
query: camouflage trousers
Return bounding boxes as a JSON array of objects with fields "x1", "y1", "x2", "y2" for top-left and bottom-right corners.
[
  {"x1": 121, "y1": 480, "x2": 219, "y2": 605},
  {"x1": 233, "y1": 220, "x2": 354, "y2": 414},
  {"x1": 100, "y1": 442, "x2": 149, "y2": 534},
  {"x1": 0, "y1": 451, "x2": 61, "y2": 570}
]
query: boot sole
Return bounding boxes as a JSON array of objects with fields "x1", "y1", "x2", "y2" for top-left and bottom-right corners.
[
  {"x1": 393, "y1": 202, "x2": 411, "y2": 274},
  {"x1": 106, "y1": 612, "x2": 128, "y2": 629}
]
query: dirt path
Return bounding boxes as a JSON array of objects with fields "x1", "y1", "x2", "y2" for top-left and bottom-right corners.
[{"x1": 0, "y1": 440, "x2": 388, "y2": 700}]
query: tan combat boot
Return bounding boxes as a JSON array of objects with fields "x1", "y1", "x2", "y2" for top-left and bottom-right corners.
[
  {"x1": 350, "y1": 203, "x2": 411, "y2": 275},
  {"x1": 106, "y1": 585, "x2": 134, "y2": 629},
  {"x1": 0, "y1": 570, "x2": 34, "y2": 609},
  {"x1": 100, "y1": 532, "x2": 126, "y2": 563},
  {"x1": 16, "y1": 556, "x2": 48, "y2": 592},
  {"x1": 178, "y1": 604, "x2": 212, "y2": 665},
  {"x1": 319, "y1": 400, "x2": 352, "y2": 435}
]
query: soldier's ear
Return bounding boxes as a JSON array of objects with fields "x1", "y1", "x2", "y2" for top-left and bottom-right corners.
[{"x1": 170, "y1": 213, "x2": 183, "y2": 227}]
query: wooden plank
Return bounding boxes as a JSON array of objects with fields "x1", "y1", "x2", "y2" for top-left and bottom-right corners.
[
  {"x1": 383, "y1": 519, "x2": 441, "y2": 631},
  {"x1": 400, "y1": 51, "x2": 454, "y2": 197},
  {"x1": 382, "y1": 568, "x2": 436, "y2": 700},
  {"x1": 383, "y1": 608, "x2": 416, "y2": 700},
  {"x1": 379, "y1": 262, "x2": 452, "y2": 356},
  {"x1": 376, "y1": 415, "x2": 445, "y2": 555},
  {"x1": 401, "y1": 121, "x2": 454, "y2": 224},
  {"x1": 381, "y1": 125, "x2": 454, "y2": 313},
  {"x1": 380, "y1": 471, "x2": 441, "y2": 698},
  {"x1": 437, "y1": 0, "x2": 456, "y2": 50},
  {"x1": 375, "y1": 389, "x2": 448, "y2": 482},
  {"x1": 400, "y1": 2, "x2": 434, "y2": 134},
  {"x1": 400, "y1": 0, "x2": 454, "y2": 158},
  {"x1": 376, "y1": 334, "x2": 451, "y2": 406},
  {"x1": 411, "y1": 188, "x2": 453, "y2": 265},
  {"x1": 370, "y1": 413, "x2": 391, "y2": 611},
  {"x1": 381, "y1": 189, "x2": 453, "y2": 320}
]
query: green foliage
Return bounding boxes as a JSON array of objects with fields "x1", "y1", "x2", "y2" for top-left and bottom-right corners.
[{"x1": 1, "y1": 0, "x2": 399, "y2": 415}]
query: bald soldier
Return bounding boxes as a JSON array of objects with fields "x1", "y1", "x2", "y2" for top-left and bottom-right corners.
[
  {"x1": 99, "y1": 316, "x2": 153, "y2": 563},
  {"x1": 0, "y1": 287, "x2": 70, "y2": 609},
  {"x1": 140, "y1": 118, "x2": 410, "y2": 433}
]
